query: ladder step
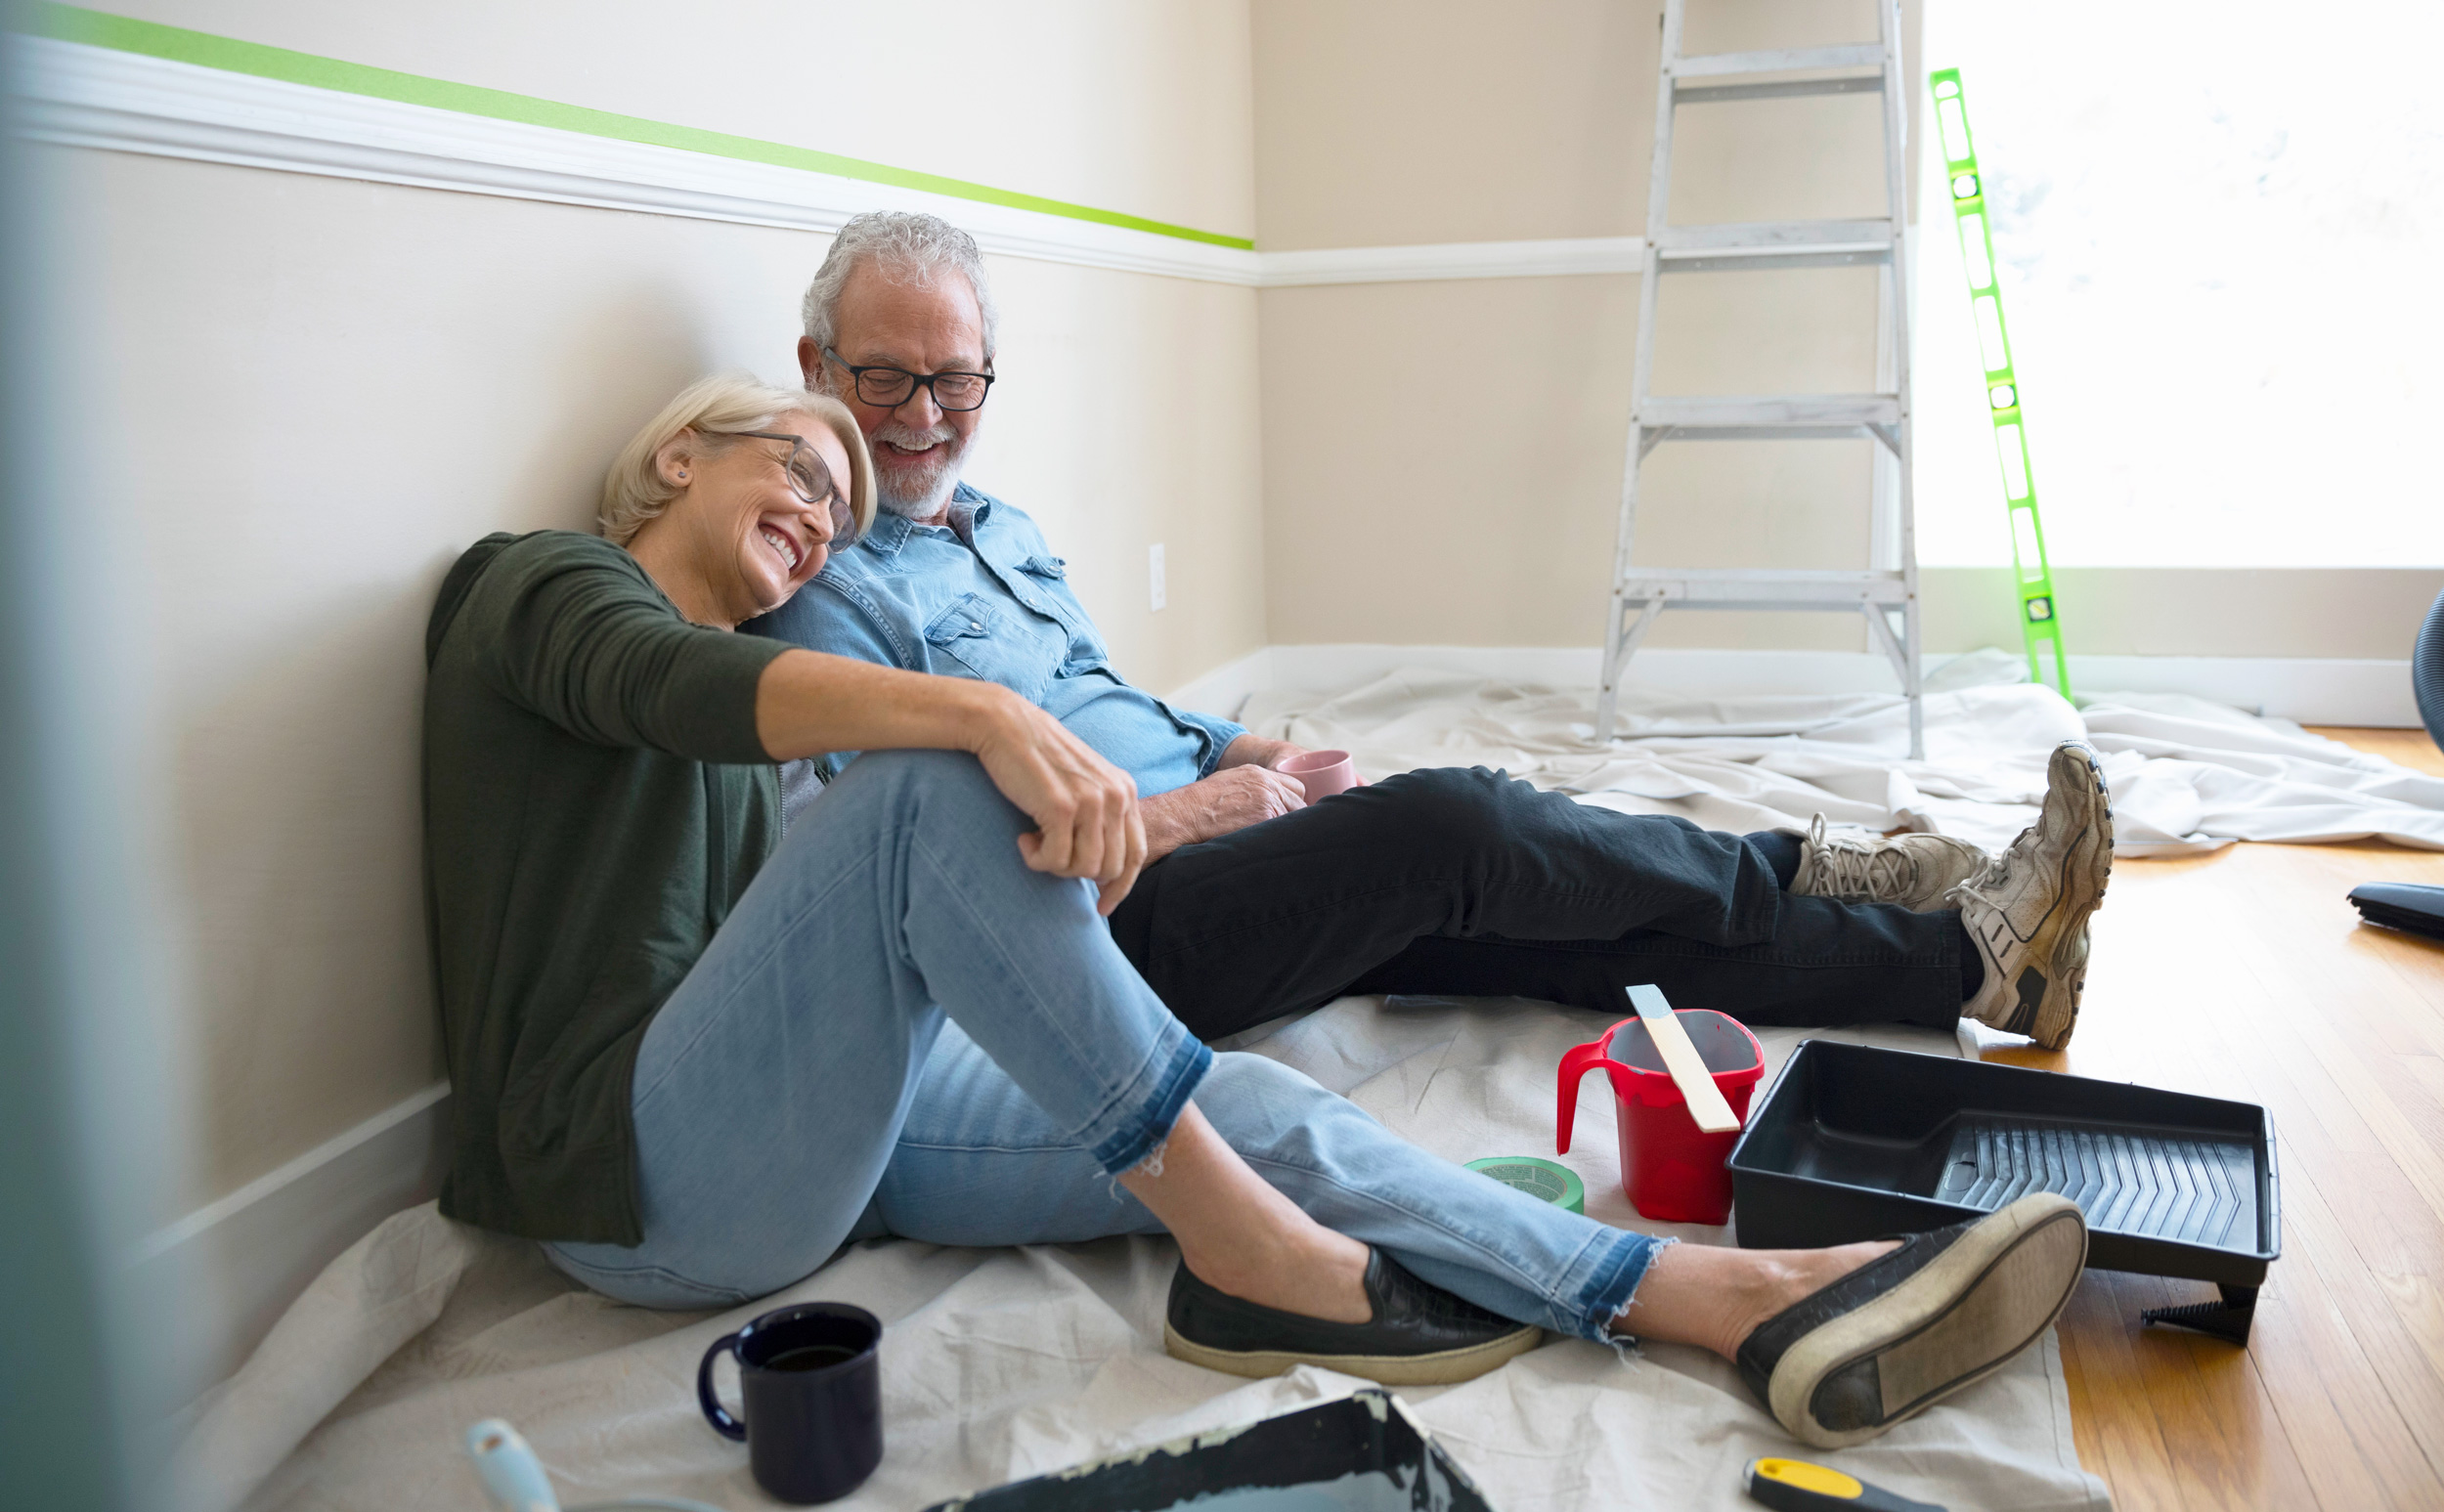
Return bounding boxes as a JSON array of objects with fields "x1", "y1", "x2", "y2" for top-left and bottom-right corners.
[
  {"x1": 1671, "y1": 44, "x2": 1883, "y2": 79},
  {"x1": 1652, "y1": 219, "x2": 1894, "y2": 273},
  {"x1": 1653, "y1": 219, "x2": 1893, "y2": 251},
  {"x1": 1617, "y1": 570, "x2": 1913, "y2": 607},
  {"x1": 1676, "y1": 73, "x2": 1883, "y2": 106},
  {"x1": 1637, "y1": 394, "x2": 1899, "y2": 427}
]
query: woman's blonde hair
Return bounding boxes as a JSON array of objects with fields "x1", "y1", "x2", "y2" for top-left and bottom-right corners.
[{"x1": 599, "y1": 374, "x2": 877, "y2": 549}]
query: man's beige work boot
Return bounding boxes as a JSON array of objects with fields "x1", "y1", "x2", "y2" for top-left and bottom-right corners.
[
  {"x1": 1790, "y1": 814, "x2": 1991, "y2": 913},
  {"x1": 1950, "y1": 741, "x2": 2115, "y2": 1050}
]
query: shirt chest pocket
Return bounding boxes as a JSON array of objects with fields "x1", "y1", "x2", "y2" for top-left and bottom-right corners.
[
  {"x1": 923, "y1": 592, "x2": 1061, "y2": 701},
  {"x1": 1013, "y1": 555, "x2": 1108, "y2": 670}
]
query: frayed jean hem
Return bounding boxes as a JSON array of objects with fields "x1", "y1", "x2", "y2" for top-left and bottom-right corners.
[
  {"x1": 1088, "y1": 1030, "x2": 1211, "y2": 1177},
  {"x1": 1579, "y1": 1232, "x2": 1677, "y2": 1349}
]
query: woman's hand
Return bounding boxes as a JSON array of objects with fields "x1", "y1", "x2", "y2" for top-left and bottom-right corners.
[
  {"x1": 756, "y1": 651, "x2": 1147, "y2": 911},
  {"x1": 966, "y1": 688, "x2": 1148, "y2": 914}
]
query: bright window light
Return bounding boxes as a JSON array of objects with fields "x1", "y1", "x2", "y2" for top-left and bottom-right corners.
[{"x1": 1912, "y1": 3, "x2": 2444, "y2": 566}]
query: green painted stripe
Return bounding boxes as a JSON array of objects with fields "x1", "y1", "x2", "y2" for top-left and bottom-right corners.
[{"x1": 24, "y1": 2, "x2": 1256, "y2": 250}]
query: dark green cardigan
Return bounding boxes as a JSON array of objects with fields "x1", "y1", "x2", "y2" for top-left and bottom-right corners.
[{"x1": 423, "y1": 531, "x2": 790, "y2": 1244}]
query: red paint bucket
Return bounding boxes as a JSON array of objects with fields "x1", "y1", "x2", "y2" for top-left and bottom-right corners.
[{"x1": 1556, "y1": 1010, "x2": 1766, "y2": 1225}]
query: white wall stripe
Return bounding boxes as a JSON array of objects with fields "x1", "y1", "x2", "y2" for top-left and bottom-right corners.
[
  {"x1": 10, "y1": 36, "x2": 1266, "y2": 284},
  {"x1": 9, "y1": 36, "x2": 1646, "y2": 289}
]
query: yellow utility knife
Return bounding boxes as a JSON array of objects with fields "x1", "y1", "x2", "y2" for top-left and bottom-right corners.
[{"x1": 1744, "y1": 1457, "x2": 1947, "y2": 1512}]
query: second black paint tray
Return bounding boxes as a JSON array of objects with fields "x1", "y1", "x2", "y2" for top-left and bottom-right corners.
[{"x1": 1728, "y1": 1041, "x2": 2280, "y2": 1288}]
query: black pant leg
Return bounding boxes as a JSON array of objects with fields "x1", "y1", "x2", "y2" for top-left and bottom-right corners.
[
  {"x1": 1340, "y1": 893, "x2": 1967, "y2": 1032},
  {"x1": 1745, "y1": 828, "x2": 1805, "y2": 889},
  {"x1": 1108, "y1": 766, "x2": 1785, "y2": 1039}
]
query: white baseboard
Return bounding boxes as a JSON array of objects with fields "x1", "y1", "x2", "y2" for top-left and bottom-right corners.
[
  {"x1": 2065, "y1": 655, "x2": 2418, "y2": 726},
  {"x1": 1168, "y1": 643, "x2": 2422, "y2": 727},
  {"x1": 132, "y1": 1082, "x2": 451, "y2": 1409},
  {"x1": 1163, "y1": 645, "x2": 1278, "y2": 720}
]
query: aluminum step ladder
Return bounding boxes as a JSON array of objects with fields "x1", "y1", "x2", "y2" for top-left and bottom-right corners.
[{"x1": 1596, "y1": 0, "x2": 1923, "y2": 757}]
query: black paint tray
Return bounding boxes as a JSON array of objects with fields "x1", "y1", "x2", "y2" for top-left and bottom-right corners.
[
  {"x1": 1728, "y1": 1042, "x2": 2280, "y2": 1339},
  {"x1": 924, "y1": 1389, "x2": 1498, "y2": 1512}
]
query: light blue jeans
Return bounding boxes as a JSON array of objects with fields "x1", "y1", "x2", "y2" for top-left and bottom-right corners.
[{"x1": 547, "y1": 750, "x2": 1660, "y2": 1342}]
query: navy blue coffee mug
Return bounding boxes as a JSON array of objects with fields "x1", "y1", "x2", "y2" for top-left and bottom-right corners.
[{"x1": 697, "y1": 1302, "x2": 883, "y2": 1504}]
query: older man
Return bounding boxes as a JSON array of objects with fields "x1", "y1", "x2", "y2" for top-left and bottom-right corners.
[{"x1": 746, "y1": 212, "x2": 2114, "y2": 1051}]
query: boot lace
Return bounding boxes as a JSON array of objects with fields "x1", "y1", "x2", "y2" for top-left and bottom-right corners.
[{"x1": 1807, "y1": 814, "x2": 1918, "y2": 903}]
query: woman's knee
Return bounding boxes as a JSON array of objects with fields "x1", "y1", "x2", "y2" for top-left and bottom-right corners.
[
  {"x1": 829, "y1": 746, "x2": 997, "y2": 799},
  {"x1": 815, "y1": 748, "x2": 1026, "y2": 839}
]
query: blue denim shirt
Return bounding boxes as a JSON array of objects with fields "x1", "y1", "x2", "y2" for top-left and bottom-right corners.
[{"x1": 745, "y1": 483, "x2": 1245, "y2": 798}]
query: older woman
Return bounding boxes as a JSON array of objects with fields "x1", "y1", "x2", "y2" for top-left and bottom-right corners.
[{"x1": 420, "y1": 373, "x2": 2089, "y2": 1447}]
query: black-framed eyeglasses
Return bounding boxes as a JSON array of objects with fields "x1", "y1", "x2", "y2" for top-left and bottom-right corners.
[
  {"x1": 733, "y1": 430, "x2": 855, "y2": 542},
  {"x1": 823, "y1": 347, "x2": 995, "y2": 411}
]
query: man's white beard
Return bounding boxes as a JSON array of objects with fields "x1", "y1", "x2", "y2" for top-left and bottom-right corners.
[{"x1": 869, "y1": 418, "x2": 967, "y2": 520}]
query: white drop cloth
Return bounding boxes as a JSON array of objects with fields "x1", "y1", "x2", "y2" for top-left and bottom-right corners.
[
  {"x1": 186, "y1": 998, "x2": 2106, "y2": 1512},
  {"x1": 1239, "y1": 652, "x2": 2444, "y2": 857}
]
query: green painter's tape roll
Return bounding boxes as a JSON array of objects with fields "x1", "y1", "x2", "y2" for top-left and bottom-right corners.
[{"x1": 1464, "y1": 1156, "x2": 1586, "y2": 1215}]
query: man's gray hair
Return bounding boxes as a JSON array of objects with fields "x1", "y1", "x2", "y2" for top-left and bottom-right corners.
[{"x1": 801, "y1": 211, "x2": 1000, "y2": 366}]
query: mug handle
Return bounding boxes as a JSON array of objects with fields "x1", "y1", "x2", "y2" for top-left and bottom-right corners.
[
  {"x1": 697, "y1": 1331, "x2": 747, "y2": 1442},
  {"x1": 1557, "y1": 1031, "x2": 1622, "y2": 1155}
]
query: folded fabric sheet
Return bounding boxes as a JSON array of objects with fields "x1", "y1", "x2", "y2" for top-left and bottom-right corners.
[
  {"x1": 184, "y1": 998, "x2": 2105, "y2": 1512},
  {"x1": 1241, "y1": 655, "x2": 2444, "y2": 857}
]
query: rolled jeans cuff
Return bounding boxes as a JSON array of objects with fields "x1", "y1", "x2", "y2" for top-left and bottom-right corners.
[{"x1": 1087, "y1": 1021, "x2": 1211, "y2": 1176}]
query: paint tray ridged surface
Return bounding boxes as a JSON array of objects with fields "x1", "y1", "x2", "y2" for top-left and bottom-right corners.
[
  {"x1": 1728, "y1": 1041, "x2": 2279, "y2": 1287},
  {"x1": 924, "y1": 1389, "x2": 1498, "y2": 1512}
]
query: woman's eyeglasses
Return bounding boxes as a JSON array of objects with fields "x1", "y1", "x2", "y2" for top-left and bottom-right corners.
[{"x1": 732, "y1": 430, "x2": 855, "y2": 545}]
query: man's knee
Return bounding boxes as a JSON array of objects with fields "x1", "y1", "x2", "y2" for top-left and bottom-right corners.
[{"x1": 1362, "y1": 764, "x2": 1538, "y2": 856}]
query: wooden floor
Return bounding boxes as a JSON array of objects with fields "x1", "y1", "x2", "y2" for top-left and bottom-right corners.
[{"x1": 1984, "y1": 726, "x2": 2444, "y2": 1511}]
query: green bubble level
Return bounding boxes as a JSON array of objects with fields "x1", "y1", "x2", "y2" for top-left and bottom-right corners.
[{"x1": 1931, "y1": 67, "x2": 2070, "y2": 698}]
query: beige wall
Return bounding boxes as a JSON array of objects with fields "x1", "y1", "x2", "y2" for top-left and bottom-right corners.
[
  {"x1": 1251, "y1": 0, "x2": 1894, "y2": 249},
  {"x1": 59, "y1": 5, "x2": 1264, "y2": 1222},
  {"x1": 1253, "y1": 0, "x2": 1910, "y2": 654},
  {"x1": 1923, "y1": 568, "x2": 2444, "y2": 661}
]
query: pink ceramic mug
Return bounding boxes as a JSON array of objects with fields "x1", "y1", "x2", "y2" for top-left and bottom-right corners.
[{"x1": 1278, "y1": 749, "x2": 1360, "y2": 801}]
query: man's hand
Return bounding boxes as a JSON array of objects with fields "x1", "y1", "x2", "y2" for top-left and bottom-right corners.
[
  {"x1": 1140, "y1": 764, "x2": 1308, "y2": 862},
  {"x1": 965, "y1": 687, "x2": 1148, "y2": 914},
  {"x1": 1214, "y1": 733, "x2": 1309, "y2": 772}
]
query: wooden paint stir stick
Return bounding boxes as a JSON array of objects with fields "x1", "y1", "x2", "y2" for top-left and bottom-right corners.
[{"x1": 1627, "y1": 984, "x2": 1743, "y2": 1134}]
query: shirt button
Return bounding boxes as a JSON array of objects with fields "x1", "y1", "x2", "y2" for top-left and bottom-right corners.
[{"x1": 969, "y1": 621, "x2": 982, "y2": 630}]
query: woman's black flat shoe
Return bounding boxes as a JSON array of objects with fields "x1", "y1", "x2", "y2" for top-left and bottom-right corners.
[
  {"x1": 1736, "y1": 1192, "x2": 2089, "y2": 1448},
  {"x1": 1164, "y1": 1248, "x2": 1542, "y2": 1386}
]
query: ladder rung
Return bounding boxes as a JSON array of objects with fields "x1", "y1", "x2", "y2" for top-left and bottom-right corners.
[
  {"x1": 1676, "y1": 74, "x2": 1883, "y2": 106},
  {"x1": 1653, "y1": 219, "x2": 1893, "y2": 251},
  {"x1": 1617, "y1": 570, "x2": 1913, "y2": 607},
  {"x1": 1653, "y1": 220, "x2": 1894, "y2": 273},
  {"x1": 1637, "y1": 395, "x2": 1899, "y2": 427},
  {"x1": 1671, "y1": 44, "x2": 1883, "y2": 79},
  {"x1": 1662, "y1": 247, "x2": 1889, "y2": 273}
]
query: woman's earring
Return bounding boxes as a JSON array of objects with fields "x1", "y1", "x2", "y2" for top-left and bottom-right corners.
[{"x1": 676, "y1": 469, "x2": 688, "y2": 479}]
